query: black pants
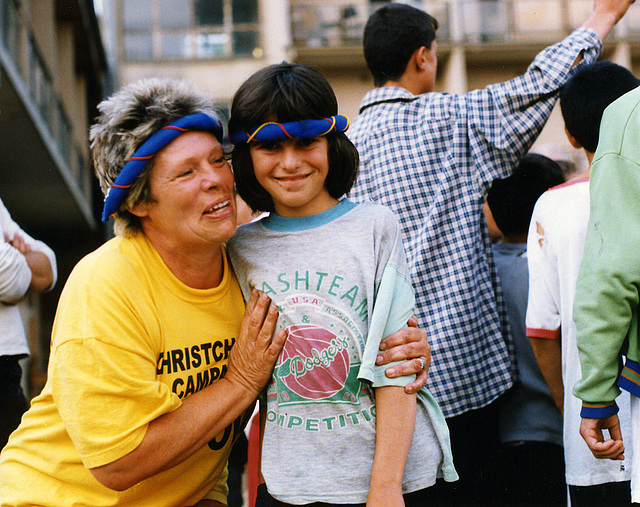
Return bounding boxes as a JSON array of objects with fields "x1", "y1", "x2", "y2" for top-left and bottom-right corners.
[
  {"x1": 429, "y1": 399, "x2": 504, "y2": 506},
  {"x1": 569, "y1": 481, "x2": 631, "y2": 506},
  {"x1": 255, "y1": 482, "x2": 445, "y2": 507},
  {"x1": 0, "y1": 355, "x2": 29, "y2": 449},
  {"x1": 498, "y1": 440, "x2": 566, "y2": 506}
]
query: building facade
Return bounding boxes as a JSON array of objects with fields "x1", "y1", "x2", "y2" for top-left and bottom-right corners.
[
  {"x1": 0, "y1": 0, "x2": 109, "y2": 395},
  {"x1": 107, "y1": 0, "x2": 640, "y2": 173}
]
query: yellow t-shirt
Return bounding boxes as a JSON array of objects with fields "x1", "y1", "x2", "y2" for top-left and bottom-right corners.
[{"x1": 0, "y1": 234, "x2": 247, "y2": 506}]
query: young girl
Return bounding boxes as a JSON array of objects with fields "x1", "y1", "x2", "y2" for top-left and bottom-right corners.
[{"x1": 227, "y1": 63, "x2": 456, "y2": 507}]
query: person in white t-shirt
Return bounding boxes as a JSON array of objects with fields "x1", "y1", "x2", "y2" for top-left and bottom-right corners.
[
  {"x1": 0, "y1": 197, "x2": 57, "y2": 449},
  {"x1": 526, "y1": 61, "x2": 639, "y2": 505}
]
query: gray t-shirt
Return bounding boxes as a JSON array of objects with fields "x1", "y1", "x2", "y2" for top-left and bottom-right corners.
[
  {"x1": 492, "y1": 242, "x2": 562, "y2": 446},
  {"x1": 228, "y1": 199, "x2": 456, "y2": 504}
]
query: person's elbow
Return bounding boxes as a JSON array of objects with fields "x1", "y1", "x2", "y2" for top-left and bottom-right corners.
[
  {"x1": 90, "y1": 465, "x2": 140, "y2": 492},
  {"x1": 28, "y1": 267, "x2": 53, "y2": 293},
  {"x1": 25, "y1": 251, "x2": 55, "y2": 293}
]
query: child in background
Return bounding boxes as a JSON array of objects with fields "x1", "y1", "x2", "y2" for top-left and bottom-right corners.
[
  {"x1": 485, "y1": 153, "x2": 566, "y2": 505},
  {"x1": 227, "y1": 62, "x2": 457, "y2": 507},
  {"x1": 526, "y1": 61, "x2": 639, "y2": 506}
]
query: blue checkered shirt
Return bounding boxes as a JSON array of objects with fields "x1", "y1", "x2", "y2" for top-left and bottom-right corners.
[{"x1": 348, "y1": 28, "x2": 601, "y2": 418}]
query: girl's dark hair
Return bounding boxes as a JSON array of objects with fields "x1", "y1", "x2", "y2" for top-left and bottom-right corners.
[{"x1": 229, "y1": 62, "x2": 359, "y2": 213}]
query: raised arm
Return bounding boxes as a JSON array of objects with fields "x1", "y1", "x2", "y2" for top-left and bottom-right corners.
[
  {"x1": 581, "y1": 0, "x2": 635, "y2": 43},
  {"x1": 472, "y1": 0, "x2": 632, "y2": 187}
]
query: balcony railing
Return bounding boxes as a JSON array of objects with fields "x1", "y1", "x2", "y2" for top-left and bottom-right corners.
[
  {"x1": 291, "y1": 0, "x2": 370, "y2": 48},
  {"x1": 290, "y1": 0, "x2": 640, "y2": 49},
  {"x1": 0, "y1": 0, "x2": 89, "y2": 195}
]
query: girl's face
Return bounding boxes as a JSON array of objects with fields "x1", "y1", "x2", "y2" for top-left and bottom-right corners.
[{"x1": 248, "y1": 136, "x2": 338, "y2": 217}]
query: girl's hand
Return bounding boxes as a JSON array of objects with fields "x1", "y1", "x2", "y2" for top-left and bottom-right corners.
[{"x1": 225, "y1": 290, "x2": 286, "y2": 398}]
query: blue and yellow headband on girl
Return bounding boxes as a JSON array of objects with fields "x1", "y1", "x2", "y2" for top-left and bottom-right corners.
[
  {"x1": 101, "y1": 112, "x2": 223, "y2": 222},
  {"x1": 229, "y1": 115, "x2": 349, "y2": 145}
]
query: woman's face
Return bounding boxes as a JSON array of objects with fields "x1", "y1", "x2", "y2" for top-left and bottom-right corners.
[
  {"x1": 131, "y1": 131, "x2": 237, "y2": 252},
  {"x1": 248, "y1": 136, "x2": 336, "y2": 217}
]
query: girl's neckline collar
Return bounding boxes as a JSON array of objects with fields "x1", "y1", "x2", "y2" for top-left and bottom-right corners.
[{"x1": 261, "y1": 198, "x2": 357, "y2": 232}]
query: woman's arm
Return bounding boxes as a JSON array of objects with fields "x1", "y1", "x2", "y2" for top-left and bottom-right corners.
[
  {"x1": 378, "y1": 316, "x2": 430, "y2": 393},
  {"x1": 367, "y1": 386, "x2": 416, "y2": 507},
  {"x1": 90, "y1": 291, "x2": 285, "y2": 491}
]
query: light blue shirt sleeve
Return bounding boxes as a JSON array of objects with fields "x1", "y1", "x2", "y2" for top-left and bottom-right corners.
[{"x1": 358, "y1": 262, "x2": 416, "y2": 388}]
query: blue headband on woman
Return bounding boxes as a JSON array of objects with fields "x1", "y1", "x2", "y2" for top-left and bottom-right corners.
[
  {"x1": 229, "y1": 115, "x2": 349, "y2": 145},
  {"x1": 101, "y1": 112, "x2": 223, "y2": 222}
]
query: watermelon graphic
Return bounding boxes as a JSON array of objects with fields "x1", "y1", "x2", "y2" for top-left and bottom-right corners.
[{"x1": 279, "y1": 324, "x2": 350, "y2": 400}]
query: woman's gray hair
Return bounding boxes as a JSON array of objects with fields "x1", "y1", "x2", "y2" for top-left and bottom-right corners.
[{"x1": 90, "y1": 78, "x2": 222, "y2": 236}]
